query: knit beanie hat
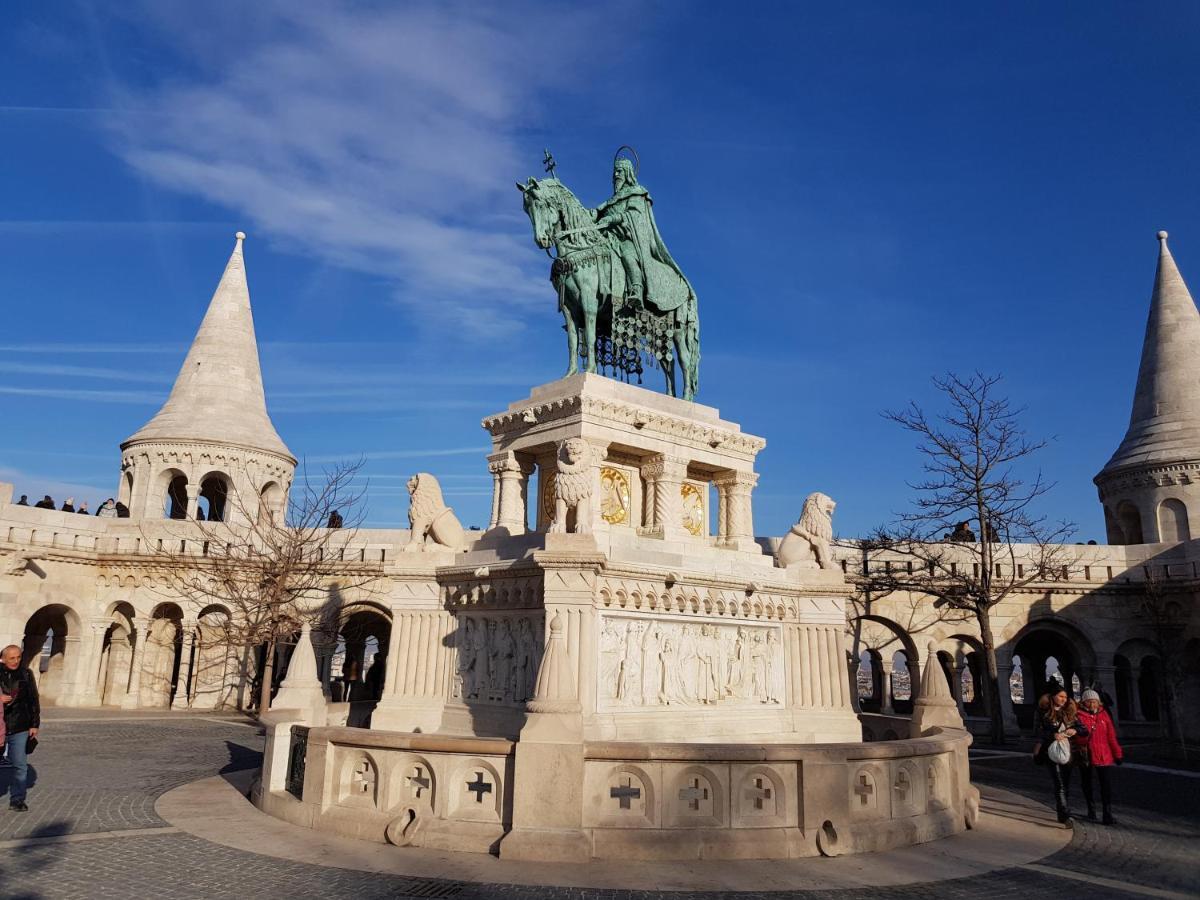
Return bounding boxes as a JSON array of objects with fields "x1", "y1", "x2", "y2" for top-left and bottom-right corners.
[{"x1": 1081, "y1": 689, "x2": 1100, "y2": 703}]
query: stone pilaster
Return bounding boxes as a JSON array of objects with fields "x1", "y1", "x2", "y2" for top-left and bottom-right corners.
[
  {"x1": 489, "y1": 452, "x2": 527, "y2": 535},
  {"x1": 171, "y1": 623, "x2": 196, "y2": 709},
  {"x1": 372, "y1": 591, "x2": 455, "y2": 733},
  {"x1": 79, "y1": 619, "x2": 109, "y2": 708},
  {"x1": 121, "y1": 617, "x2": 150, "y2": 709}
]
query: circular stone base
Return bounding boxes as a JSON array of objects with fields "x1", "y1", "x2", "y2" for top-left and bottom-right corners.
[{"x1": 157, "y1": 773, "x2": 1071, "y2": 893}]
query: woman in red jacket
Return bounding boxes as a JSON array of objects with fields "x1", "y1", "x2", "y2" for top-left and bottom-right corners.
[{"x1": 1075, "y1": 688, "x2": 1123, "y2": 824}]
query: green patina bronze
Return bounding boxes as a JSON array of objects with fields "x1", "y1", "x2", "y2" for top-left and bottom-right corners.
[{"x1": 517, "y1": 149, "x2": 700, "y2": 400}]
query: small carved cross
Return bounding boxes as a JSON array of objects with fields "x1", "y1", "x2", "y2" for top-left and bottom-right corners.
[
  {"x1": 678, "y1": 777, "x2": 709, "y2": 812},
  {"x1": 543, "y1": 148, "x2": 557, "y2": 177},
  {"x1": 610, "y1": 776, "x2": 642, "y2": 810},
  {"x1": 352, "y1": 760, "x2": 375, "y2": 795},
  {"x1": 854, "y1": 773, "x2": 874, "y2": 805},
  {"x1": 407, "y1": 765, "x2": 431, "y2": 799},
  {"x1": 893, "y1": 769, "x2": 912, "y2": 803},
  {"x1": 745, "y1": 776, "x2": 773, "y2": 810},
  {"x1": 465, "y1": 771, "x2": 492, "y2": 803}
]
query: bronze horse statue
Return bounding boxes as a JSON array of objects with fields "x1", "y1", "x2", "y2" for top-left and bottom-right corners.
[{"x1": 517, "y1": 174, "x2": 699, "y2": 400}]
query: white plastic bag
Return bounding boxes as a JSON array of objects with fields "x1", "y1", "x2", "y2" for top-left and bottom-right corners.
[{"x1": 1047, "y1": 738, "x2": 1071, "y2": 765}]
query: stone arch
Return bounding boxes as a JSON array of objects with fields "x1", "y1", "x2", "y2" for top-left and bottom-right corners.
[
  {"x1": 21, "y1": 603, "x2": 83, "y2": 705},
  {"x1": 119, "y1": 469, "x2": 134, "y2": 507},
  {"x1": 450, "y1": 758, "x2": 503, "y2": 822},
  {"x1": 197, "y1": 471, "x2": 231, "y2": 522},
  {"x1": 338, "y1": 750, "x2": 381, "y2": 809},
  {"x1": 161, "y1": 469, "x2": 189, "y2": 520},
  {"x1": 947, "y1": 633, "x2": 988, "y2": 717},
  {"x1": 1158, "y1": 498, "x2": 1190, "y2": 543},
  {"x1": 258, "y1": 481, "x2": 285, "y2": 524},
  {"x1": 334, "y1": 602, "x2": 393, "y2": 717},
  {"x1": 1007, "y1": 617, "x2": 1096, "y2": 725},
  {"x1": 386, "y1": 754, "x2": 437, "y2": 813},
  {"x1": 192, "y1": 604, "x2": 234, "y2": 709},
  {"x1": 667, "y1": 764, "x2": 724, "y2": 827},
  {"x1": 1115, "y1": 501, "x2": 1144, "y2": 545},
  {"x1": 98, "y1": 601, "x2": 137, "y2": 706},
  {"x1": 852, "y1": 613, "x2": 922, "y2": 714},
  {"x1": 140, "y1": 602, "x2": 184, "y2": 708}
]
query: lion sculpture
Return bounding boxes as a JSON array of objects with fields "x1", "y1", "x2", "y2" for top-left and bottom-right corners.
[
  {"x1": 776, "y1": 492, "x2": 836, "y2": 569},
  {"x1": 404, "y1": 472, "x2": 466, "y2": 552},
  {"x1": 549, "y1": 438, "x2": 594, "y2": 535}
]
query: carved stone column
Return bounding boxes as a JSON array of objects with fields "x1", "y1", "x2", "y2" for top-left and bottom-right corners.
[
  {"x1": 171, "y1": 624, "x2": 196, "y2": 709},
  {"x1": 78, "y1": 620, "x2": 109, "y2": 708},
  {"x1": 185, "y1": 483, "x2": 200, "y2": 520},
  {"x1": 880, "y1": 659, "x2": 896, "y2": 714},
  {"x1": 490, "y1": 452, "x2": 527, "y2": 534},
  {"x1": 714, "y1": 470, "x2": 760, "y2": 550},
  {"x1": 642, "y1": 454, "x2": 688, "y2": 540},
  {"x1": 121, "y1": 617, "x2": 151, "y2": 709},
  {"x1": 487, "y1": 464, "x2": 502, "y2": 529},
  {"x1": 639, "y1": 459, "x2": 661, "y2": 534}
]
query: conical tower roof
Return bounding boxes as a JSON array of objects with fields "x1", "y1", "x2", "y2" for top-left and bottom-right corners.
[
  {"x1": 123, "y1": 232, "x2": 293, "y2": 461},
  {"x1": 1099, "y1": 231, "x2": 1200, "y2": 476}
]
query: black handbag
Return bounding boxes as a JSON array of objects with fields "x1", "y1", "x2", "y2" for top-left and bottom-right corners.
[{"x1": 25, "y1": 735, "x2": 37, "y2": 755}]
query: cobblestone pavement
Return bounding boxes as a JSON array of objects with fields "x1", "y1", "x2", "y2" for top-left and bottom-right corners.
[{"x1": 0, "y1": 714, "x2": 1196, "y2": 899}]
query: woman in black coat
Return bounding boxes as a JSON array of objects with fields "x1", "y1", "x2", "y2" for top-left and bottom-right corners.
[{"x1": 1032, "y1": 687, "x2": 1088, "y2": 825}]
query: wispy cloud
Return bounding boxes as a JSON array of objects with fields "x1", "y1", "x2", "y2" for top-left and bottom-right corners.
[
  {"x1": 0, "y1": 342, "x2": 185, "y2": 354},
  {"x1": 0, "y1": 386, "x2": 161, "y2": 404},
  {"x1": 108, "y1": 4, "x2": 616, "y2": 336},
  {"x1": 0, "y1": 362, "x2": 172, "y2": 384},
  {"x1": 305, "y1": 446, "x2": 486, "y2": 464}
]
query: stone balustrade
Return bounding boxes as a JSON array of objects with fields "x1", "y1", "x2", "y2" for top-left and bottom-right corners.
[{"x1": 255, "y1": 722, "x2": 976, "y2": 860}]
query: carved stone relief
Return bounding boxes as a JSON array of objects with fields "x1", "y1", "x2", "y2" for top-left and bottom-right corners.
[
  {"x1": 454, "y1": 614, "x2": 544, "y2": 706},
  {"x1": 598, "y1": 614, "x2": 783, "y2": 709}
]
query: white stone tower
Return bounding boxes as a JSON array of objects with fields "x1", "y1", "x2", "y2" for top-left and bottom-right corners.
[
  {"x1": 118, "y1": 232, "x2": 296, "y2": 524},
  {"x1": 1096, "y1": 231, "x2": 1200, "y2": 544}
]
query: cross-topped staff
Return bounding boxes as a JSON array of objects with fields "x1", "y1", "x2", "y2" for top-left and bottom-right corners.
[{"x1": 543, "y1": 148, "x2": 557, "y2": 178}]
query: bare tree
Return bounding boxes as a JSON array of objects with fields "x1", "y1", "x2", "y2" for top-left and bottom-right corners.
[
  {"x1": 144, "y1": 459, "x2": 382, "y2": 714},
  {"x1": 860, "y1": 373, "x2": 1075, "y2": 745},
  {"x1": 1140, "y1": 566, "x2": 1192, "y2": 760}
]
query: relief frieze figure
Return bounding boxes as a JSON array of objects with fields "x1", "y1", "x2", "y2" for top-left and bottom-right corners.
[{"x1": 599, "y1": 615, "x2": 783, "y2": 709}]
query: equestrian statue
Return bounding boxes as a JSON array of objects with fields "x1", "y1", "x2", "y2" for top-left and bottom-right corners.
[{"x1": 517, "y1": 148, "x2": 700, "y2": 401}]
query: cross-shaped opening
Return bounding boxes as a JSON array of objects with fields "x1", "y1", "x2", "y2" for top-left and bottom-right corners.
[
  {"x1": 678, "y1": 777, "x2": 709, "y2": 812},
  {"x1": 465, "y1": 771, "x2": 493, "y2": 803},
  {"x1": 353, "y1": 760, "x2": 375, "y2": 794},
  {"x1": 745, "y1": 776, "x2": 773, "y2": 810},
  {"x1": 610, "y1": 776, "x2": 642, "y2": 810},
  {"x1": 854, "y1": 773, "x2": 874, "y2": 805},
  {"x1": 408, "y1": 766, "x2": 430, "y2": 798}
]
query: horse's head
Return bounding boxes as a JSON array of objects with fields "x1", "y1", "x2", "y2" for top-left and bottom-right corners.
[{"x1": 516, "y1": 176, "x2": 557, "y2": 249}]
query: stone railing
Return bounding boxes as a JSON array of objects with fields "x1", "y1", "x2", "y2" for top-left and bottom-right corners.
[{"x1": 254, "y1": 722, "x2": 976, "y2": 860}]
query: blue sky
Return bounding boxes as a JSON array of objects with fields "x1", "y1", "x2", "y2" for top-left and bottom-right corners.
[{"x1": 2, "y1": 2, "x2": 1199, "y2": 536}]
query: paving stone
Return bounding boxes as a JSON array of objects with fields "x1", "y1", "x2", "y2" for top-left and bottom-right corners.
[{"x1": 0, "y1": 715, "x2": 1196, "y2": 898}]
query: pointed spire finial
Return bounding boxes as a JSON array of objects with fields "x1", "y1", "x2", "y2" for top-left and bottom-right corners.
[
  {"x1": 1158, "y1": 230, "x2": 1169, "y2": 245},
  {"x1": 235, "y1": 230, "x2": 246, "y2": 242}
]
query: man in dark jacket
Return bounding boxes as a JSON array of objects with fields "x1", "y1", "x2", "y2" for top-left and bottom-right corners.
[{"x1": 0, "y1": 645, "x2": 40, "y2": 812}]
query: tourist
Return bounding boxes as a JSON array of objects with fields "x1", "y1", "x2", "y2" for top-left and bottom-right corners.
[
  {"x1": 328, "y1": 510, "x2": 343, "y2": 529},
  {"x1": 34, "y1": 496, "x2": 54, "y2": 510},
  {"x1": 77, "y1": 501, "x2": 89, "y2": 515},
  {"x1": 1075, "y1": 689, "x2": 1122, "y2": 824},
  {"x1": 0, "y1": 644, "x2": 40, "y2": 813},
  {"x1": 15, "y1": 495, "x2": 28, "y2": 506},
  {"x1": 96, "y1": 498, "x2": 118, "y2": 518},
  {"x1": 1032, "y1": 688, "x2": 1087, "y2": 825},
  {"x1": 60, "y1": 497, "x2": 75, "y2": 513},
  {"x1": 115, "y1": 501, "x2": 130, "y2": 518}
]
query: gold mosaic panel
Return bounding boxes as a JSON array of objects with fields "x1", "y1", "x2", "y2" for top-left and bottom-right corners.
[
  {"x1": 599, "y1": 467, "x2": 630, "y2": 525},
  {"x1": 680, "y1": 482, "x2": 704, "y2": 536}
]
